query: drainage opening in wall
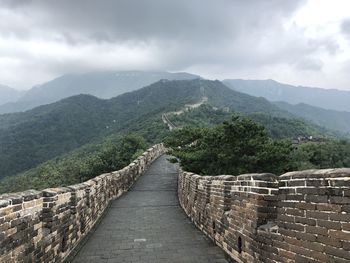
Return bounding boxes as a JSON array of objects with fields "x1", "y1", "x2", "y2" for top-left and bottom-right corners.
[
  {"x1": 61, "y1": 236, "x2": 66, "y2": 252},
  {"x1": 212, "y1": 221, "x2": 216, "y2": 233},
  {"x1": 237, "y1": 236, "x2": 242, "y2": 254}
]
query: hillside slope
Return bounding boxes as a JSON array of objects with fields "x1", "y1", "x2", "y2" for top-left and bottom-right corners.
[
  {"x1": 223, "y1": 79, "x2": 350, "y2": 112},
  {"x1": 0, "y1": 79, "x2": 205, "y2": 179},
  {"x1": 274, "y1": 101, "x2": 350, "y2": 134},
  {"x1": 0, "y1": 78, "x2": 343, "y2": 180},
  {"x1": 0, "y1": 71, "x2": 199, "y2": 114},
  {"x1": 168, "y1": 104, "x2": 339, "y2": 139}
]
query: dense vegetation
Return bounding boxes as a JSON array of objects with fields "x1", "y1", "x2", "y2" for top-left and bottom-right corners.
[
  {"x1": 291, "y1": 140, "x2": 350, "y2": 170},
  {"x1": 168, "y1": 105, "x2": 339, "y2": 139},
  {"x1": 200, "y1": 80, "x2": 292, "y2": 117},
  {"x1": 165, "y1": 116, "x2": 350, "y2": 176},
  {"x1": 0, "y1": 78, "x2": 287, "y2": 179},
  {"x1": 0, "y1": 134, "x2": 147, "y2": 194},
  {"x1": 168, "y1": 105, "x2": 230, "y2": 128},
  {"x1": 0, "y1": 79, "x2": 201, "y2": 179},
  {"x1": 165, "y1": 117, "x2": 293, "y2": 175},
  {"x1": 247, "y1": 113, "x2": 338, "y2": 139}
]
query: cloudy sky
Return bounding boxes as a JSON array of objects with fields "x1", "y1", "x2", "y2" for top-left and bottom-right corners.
[{"x1": 1, "y1": 0, "x2": 350, "y2": 90}]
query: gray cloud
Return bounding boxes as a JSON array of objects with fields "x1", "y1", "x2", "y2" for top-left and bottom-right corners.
[
  {"x1": 1, "y1": 0, "x2": 303, "y2": 42},
  {"x1": 294, "y1": 57, "x2": 324, "y2": 71},
  {"x1": 0, "y1": 0, "x2": 349, "y2": 90},
  {"x1": 342, "y1": 19, "x2": 350, "y2": 41}
]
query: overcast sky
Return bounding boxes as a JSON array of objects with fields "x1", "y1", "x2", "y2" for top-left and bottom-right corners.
[{"x1": 1, "y1": 0, "x2": 350, "y2": 90}]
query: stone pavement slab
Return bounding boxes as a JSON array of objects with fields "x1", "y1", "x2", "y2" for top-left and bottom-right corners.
[{"x1": 71, "y1": 155, "x2": 231, "y2": 263}]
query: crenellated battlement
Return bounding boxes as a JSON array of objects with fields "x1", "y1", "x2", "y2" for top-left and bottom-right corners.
[
  {"x1": 1, "y1": 150, "x2": 349, "y2": 263},
  {"x1": 0, "y1": 144, "x2": 166, "y2": 263},
  {"x1": 178, "y1": 168, "x2": 350, "y2": 263}
]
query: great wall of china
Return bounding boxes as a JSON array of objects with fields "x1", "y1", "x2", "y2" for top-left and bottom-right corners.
[{"x1": 0, "y1": 144, "x2": 349, "y2": 262}]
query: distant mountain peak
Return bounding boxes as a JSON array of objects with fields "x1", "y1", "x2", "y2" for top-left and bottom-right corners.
[
  {"x1": 223, "y1": 79, "x2": 350, "y2": 112},
  {"x1": 0, "y1": 84, "x2": 24, "y2": 106},
  {"x1": 0, "y1": 71, "x2": 200, "y2": 114}
]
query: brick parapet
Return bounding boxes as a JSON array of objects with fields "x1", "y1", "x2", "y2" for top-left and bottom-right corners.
[
  {"x1": 0, "y1": 143, "x2": 165, "y2": 263},
  {"x1": 178, "y1": 168, "x2": 350, "y2": 263}
]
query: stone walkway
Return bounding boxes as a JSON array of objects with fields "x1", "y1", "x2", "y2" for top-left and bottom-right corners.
[{"x1": 71, "y1": 155, "x2": 231, "y2": 263}]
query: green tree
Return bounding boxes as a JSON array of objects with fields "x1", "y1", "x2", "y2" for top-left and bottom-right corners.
[{"x1": 165, "y1": 116, "x2": 293, "y2": 175}]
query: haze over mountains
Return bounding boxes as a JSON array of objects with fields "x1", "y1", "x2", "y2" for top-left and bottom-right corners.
[
  {"x1": 0, "y1": 85, "x2": 23, "y2": 105},
  {"x1": 274, "y1": 102, "x2": 350, "y2": 134},
  {"x1": 223, "y1": 78, "x2": 350, "y2": 133},
  {"x1": 1, "y1": 71, "x2": 350, "y2": 136},
  {"x1": 223, "y1": 79, "x2": 350, "y2": 112},
  {"x1": 0, "y1": 71, "x2": 199, "y2": 114}
]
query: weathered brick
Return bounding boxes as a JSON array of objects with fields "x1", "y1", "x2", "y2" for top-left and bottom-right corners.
[
  {"x1": 285, "y1": 208, "x2": 305, "y2": 217},
  {"x1": 283, "y1": 222, "x2": 305, "y2": 232},
  {"x1": 306, "y1": 211, "x2": 328, "y2": 220},
  {"x1": 317, "y1": 203, "x2": 342, "y2": 212},
  {"x1": 342, "y1": 241, "x2": 350, "y2": 250},
  {"x1": 302, "y1": 240, "x2": 324, "y2": 252},
  {"x1": 305, "y1": 195, "x2": 328, "y2": 203},
  {"x1": 329, "y1": 230, "x2": 350, "y2": 241},
  {"x1": 295, "y1": 232, "x2": 317, "y2": 242},
  {"x1": 296, "y1": 202, "x2": 316, "y2": 210},
  {"x1": 342, "y1": 223, "x2": 350, "y2": 231},
  {"x1": 306, "y1": 226, "x2": 328, "y2": 236},
  {"x1": 317, "y1": 220, "x2": 342, "y2": 230},
  {"x1": 325, "y1": 246, "x2": 350, "y2": 260},
  {"x1": 330, "y1": 196, "x2": 350, "y2": 204},
  {"x1": 316, "y1": 235, "x2": 342, "y2": 248},
  {"x1": 295, "y1": 216, "x2": 316, "y2": 226},
  {"x1": 329, "y1": 213, "x2": 350, "y2": 222},
  {"x1": 278, "y1": 214, "x2": 295, "y2": 223},
  {"x1": 342, "y1": 205, "x2": 350, "y2": 213}
]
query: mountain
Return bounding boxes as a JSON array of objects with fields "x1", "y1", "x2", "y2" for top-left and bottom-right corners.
[
  {"x1": 223, "y1": 79, "x2": 350, "y2": 112},
  {"x1": 0, "y1": 84, "x2": 23, "y2": 105},
  {"x1": 274, "y1": 101, "x2": 350, "y2": 134},
  {"x1": 1, "y1": 78, "x2": 347, "y2": 194},
  {"x1": 0, "y1": 78, "x2": 295, "y2": 179},
  {"x1": 168, "y1": 104, "x2": 338, "y2": 139},
  {"x1": 2, "y1": 77, "x2": 346, "y2": 181},
  {"x1": 0, "y1": 71, "x2": 199, "y2": 114},
  {"x1": 0, "y1": 79, "x2": 203, "y2": 179},
  {"x1": 200, "y1": 80, "x2": 292, "y2": 117}
]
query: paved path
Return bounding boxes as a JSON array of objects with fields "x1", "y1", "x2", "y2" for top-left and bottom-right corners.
[{"x1": 72, "y1": 155, "x2": 230, "y2": 263}]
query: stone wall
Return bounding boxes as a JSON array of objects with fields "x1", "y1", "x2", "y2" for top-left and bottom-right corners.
[
  {"x1": 0, "y1": 144, "x2": 165, "y2": 263},
  {"x1": 178, "y1": 168, "x2": 350, "y2": 263}
]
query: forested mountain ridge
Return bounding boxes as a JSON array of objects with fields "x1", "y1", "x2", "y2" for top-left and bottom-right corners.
[
  {"x1": 274, "y1": 101, "x2": 350, "y2": 134},
  {"x1": 0, "y1": 79, "x2": 205, "y2": 179},
  {"x1": 223, "y1": 79, "x2": 350, "y2": 112},
  {"x1": 167, "y1": 104, "x2": 340, "y2": 139},
  {"x1": 0, "y1": 78, "x2": 290, "y2": 180},
  {"x1": 0, "y1": 71, "x2": 199, "y2": 114},
  {"x1": 0, "y1": 78, "x2": 348, "y2": 193},
  {"x1": 196, "y1": 79, "x2": 293, "y2": 117}
]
